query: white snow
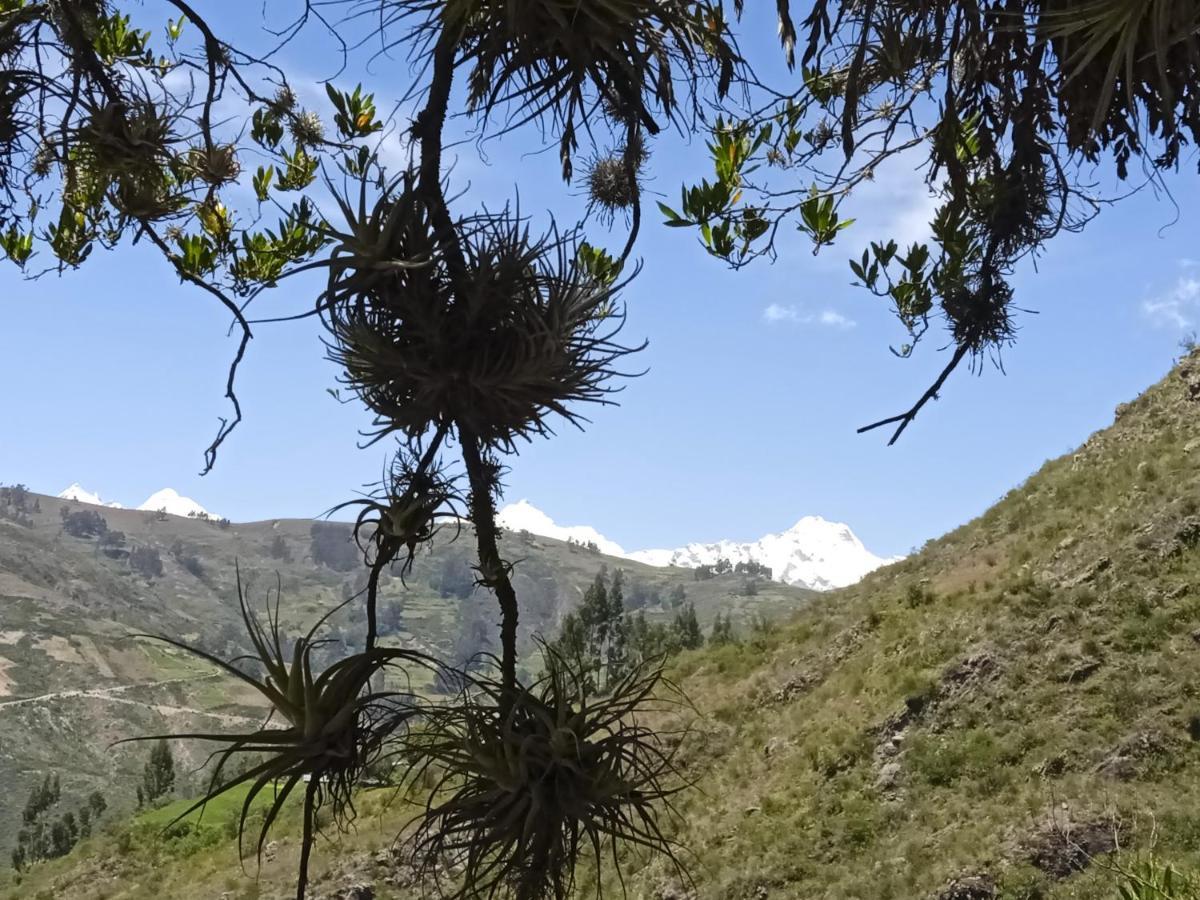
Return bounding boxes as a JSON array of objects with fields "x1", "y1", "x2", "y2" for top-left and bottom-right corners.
[
  {"x1": 57, "y1": 484, "x2": 124, "y2": 509},
  {"x1": 136, "y1": 488, "x2": 216, "y2": 519},
  {"x1": 629, "y1": 516, "x2": 901, "y2": 591},
  {"x1": 496, "y1": 501, "x2": 900, "y2": 592},
  {"x1": 497, "y1": 500, "x2": 627, "y2": 557}
]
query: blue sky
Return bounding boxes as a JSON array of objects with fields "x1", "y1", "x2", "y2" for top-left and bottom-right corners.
[{"x1": 2, "y1": 5, "x2": 1198, "y2": 559}]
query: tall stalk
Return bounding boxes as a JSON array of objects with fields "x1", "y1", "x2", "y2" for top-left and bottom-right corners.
[{"x1": 408, "y1": 19, "x2": 522, "y2": 693}]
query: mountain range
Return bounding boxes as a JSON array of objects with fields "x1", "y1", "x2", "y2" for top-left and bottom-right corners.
[
  {"x1": 52, "y1": 490, "x2": 894, "y2": 592},
  {"x1": 497, "y1": 498, "x2": 897, "y2": 590},
  {"x1": 57, "y1": 484, "x2": 216, "y2": 519}
]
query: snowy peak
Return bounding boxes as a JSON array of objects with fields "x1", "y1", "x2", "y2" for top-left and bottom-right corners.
[
  {"x1": 136, "y1": 488, "x2": 215, "y2": 519},
  {"x1": 57, "y1": 484, "x2": 124, "y2": 509},
  {"x1": 497, "y1": 500, "x2": 626, "y2": 557},
  {"x1": 630, "y1": 515, "x2": 899, "y2": 591},
  {"x1": 495, "y1": 501, "x2": 898, "y2": 592}
]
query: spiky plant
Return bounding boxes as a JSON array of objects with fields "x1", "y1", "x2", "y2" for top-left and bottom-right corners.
[
  {"x1": 1042, "y1": 0, "x2": 1200, "y2": 163},
  {"x1": 400, "y1": 648, "x2": 689, "y2": 900},
  {"x1": 330, "y1": 432, "x2": 463, "y2": 648},
  {"x1": 584, "y1": 144, "x2": 645, "y2": 226},
  {"x1": 375, "y1": 0, "x2": 738, "y2": 178},
  {"x1": 289, "y1": 109, "x2": 326, "y2": 147},
  {"x1": 122, "y1": 569, "x2": 433, "y2": 900},
  {"x1": 321, "y1": 194, "x2": 641, "y2": 453}
]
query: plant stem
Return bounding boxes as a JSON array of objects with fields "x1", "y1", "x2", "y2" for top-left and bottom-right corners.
[
  {"x1": 296, "y1": 777, "x2": 319, "y2": 900},
  {"x1": 458, "y1": 423, "x2": 519, "y2": 697},
  {"x1": 365, "y1": 554, "x2": 388, "y2": 653}
]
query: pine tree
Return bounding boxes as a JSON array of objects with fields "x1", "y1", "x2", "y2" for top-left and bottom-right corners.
[
  {"x1": 709, "y1": 612, "x2": 736, "y2": 646},
  {"x1": 672, "y1": 602, "x2": 704, "y2": 650},
  {"x1": 140, "y1": 739, "x2": 176, "y2": 805},
  {"x1": 87, "y1": 791, "x2": 107, "y2": 819}
]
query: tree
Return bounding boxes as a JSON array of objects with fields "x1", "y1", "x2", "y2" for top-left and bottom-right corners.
[
  {"x1": 668, "y1": 584, "x2": 688, "y2": 608},
  {"x1": 129, "y1": 545, "x2": 163, "y2": 579},
  {"x1": 98, "y1": 529, "x2": 128, "y2": 559},
  {"x1": 269, "y1": 534, "x2": 292, "y2": 562},
  {"x1": 709, "y1": 613, "x2": 737, "y2": 647},
  {"x1": 87, "y1": 791, "x2": 107, "y2": 819},
  {"x1": 672, "y1": 602, "x2": 705, "y2": 651},
  {"x1": 61, "y1": 509, "x2": 107, "y2": 539},
  {"x1": 663, "y1": 0, "x2": 1200, "y2": 442},
  {"x1": 140, "y1": 739, "x2": 175, "y2": 806},
  {"x1": 309, "y1": 522, "x2": 359, "y2": 573},
  {"x1": 5, "y1": 0, "x2": 747, "y2": 894}
]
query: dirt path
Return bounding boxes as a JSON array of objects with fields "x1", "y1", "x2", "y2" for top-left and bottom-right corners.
[{"x1": 0, "y1": 673, "x2": 261, "y2": 725}]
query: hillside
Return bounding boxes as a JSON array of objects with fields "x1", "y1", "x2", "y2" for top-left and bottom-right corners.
[
  {"x1": 7, "y1": 352, "x2": 1200, "y2": 899},
  {"x1": 0, "y1": 493, "x2": 812, "y2": 857}
]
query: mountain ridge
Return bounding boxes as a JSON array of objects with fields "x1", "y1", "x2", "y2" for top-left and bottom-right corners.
[{"x1": 498, "y1": 498, "x2": 896, "y2": 591}]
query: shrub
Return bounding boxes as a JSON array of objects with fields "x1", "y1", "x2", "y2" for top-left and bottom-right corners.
[
  {"x1": 129, "y1": 545, "x2": 164, "y2": 579},
  {"x1": 61, "y1": 509, "x2": 108, "y2": 539}
]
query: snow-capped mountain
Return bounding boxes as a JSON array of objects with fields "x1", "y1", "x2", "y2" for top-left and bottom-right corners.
[
  {"x1": 497, "y1": 500, "x2": 627, "y2": 557},
  {"x1": 136, "y1": 488, "x2": 215, "y2": 519},
  {"x1": 497, "y1": 500, "x2": 899, "y2": 591},
  {"x1": 629, "y1": 516, "x2": 900, "y2": 591},
  {"x1": 57, "y1": 484, "x2": 217, "y2": 519},
  {"x1": 57, "y1": 484, "x2": 124, "y2": 509}
]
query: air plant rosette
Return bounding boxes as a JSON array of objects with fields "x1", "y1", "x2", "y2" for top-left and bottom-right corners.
[
  {"x1": 397, "y1": 645, "x2": 692, "y2": 900},
  {"x1": 390, "y1": 0, "x2": 738, "y2": 178},
  {"x1": 119, "y1": 569, "x2": 436, "y2": 900},
  {"x1": 318, "y1": 175, "x2": 642, "y2": 454}
]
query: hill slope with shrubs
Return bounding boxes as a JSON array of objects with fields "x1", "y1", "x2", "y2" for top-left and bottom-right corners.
[
  {"x1": 11, "y1": 352, "x2": 1200, "y2": 900},
  {"x1": 0, "y1": 491, "x2": 810, "y2": 859}
]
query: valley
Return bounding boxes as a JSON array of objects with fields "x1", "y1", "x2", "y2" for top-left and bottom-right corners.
[
  {"x1": 0, "y1": 487, "x2": 815, "y2": 858},
  {"x1": 5, "y1": 353, "x2": 1200, "y2": 899}
]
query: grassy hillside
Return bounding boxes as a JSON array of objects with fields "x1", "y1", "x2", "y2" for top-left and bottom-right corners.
[
  {"x1": 0, "y1": 488, "x2": 811, "y2": 857},
  {"x1": 8, "y1": 352, "x2": 1200, "y2": 899}
]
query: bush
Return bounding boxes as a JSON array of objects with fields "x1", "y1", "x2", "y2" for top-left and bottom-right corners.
[
  {"x1": 61, "y1": 509, "x2": 108, "y2": 539},
  {"x1": 170, "y1": 541, "x2": 205, "y2": 579},
  {"x1": 310, "y1": 522, "x2": 358, "y2": 571},
  {"x1": 129, "y1": 545, "x2": 164, "y2": 579}
]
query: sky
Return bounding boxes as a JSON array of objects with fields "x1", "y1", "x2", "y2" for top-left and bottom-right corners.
[{"x1": 2, "y1": 4, "x2": 1199, "y2": 559}]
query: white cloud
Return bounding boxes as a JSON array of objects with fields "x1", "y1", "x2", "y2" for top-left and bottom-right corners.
[
  {"x1": 818, "y1": 310, "x2": 856, "y2": 329},
  {"x1": 764, "y1": 303, "x2": 802, "y2": 323},
  {"x1": 1143, "y1": 274, "x2": 1200, "y2": 330},
  {"x1": 763, "y1": 304, "x2": 856, "y2": 329}
]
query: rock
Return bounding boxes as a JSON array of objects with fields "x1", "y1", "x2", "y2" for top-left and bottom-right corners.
[
  {"x1": 942, "y1": 652, "x2": 997, "y2": 691},
  {"x1": 935, "y1": 874, "x2": 997, "y2": 900},
  {"x1": 1056, "y1": 658, "x2": 1102, "y2": 684},
  {"x1": 336, "y1": 885, "x2": 375, "y2": 900},
  {"x1": 876, "y1": 761, "x2": 903, "y2": 791},
  {"x1": 1095, "y1": 731, "x2": 1176, "y2": 781},
  {"x1": 1171, "y1": 518, "x2": 1200, "y2": 555},
  {"x1": 656, "y1": 881, "x2": 697, "y2": 900},
  {"x1": 1065, "y1": 557, "x2": 1111, "y2": 588},
  {"x1": 770, "y1": 672, "x2": 814, "y2": 705},
  {"x1": 764, "y1": 737, "x2": 789, "y2": 758},
  {"x1": 264, "y1": 840, "x2": 279, "y2": 863}
]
